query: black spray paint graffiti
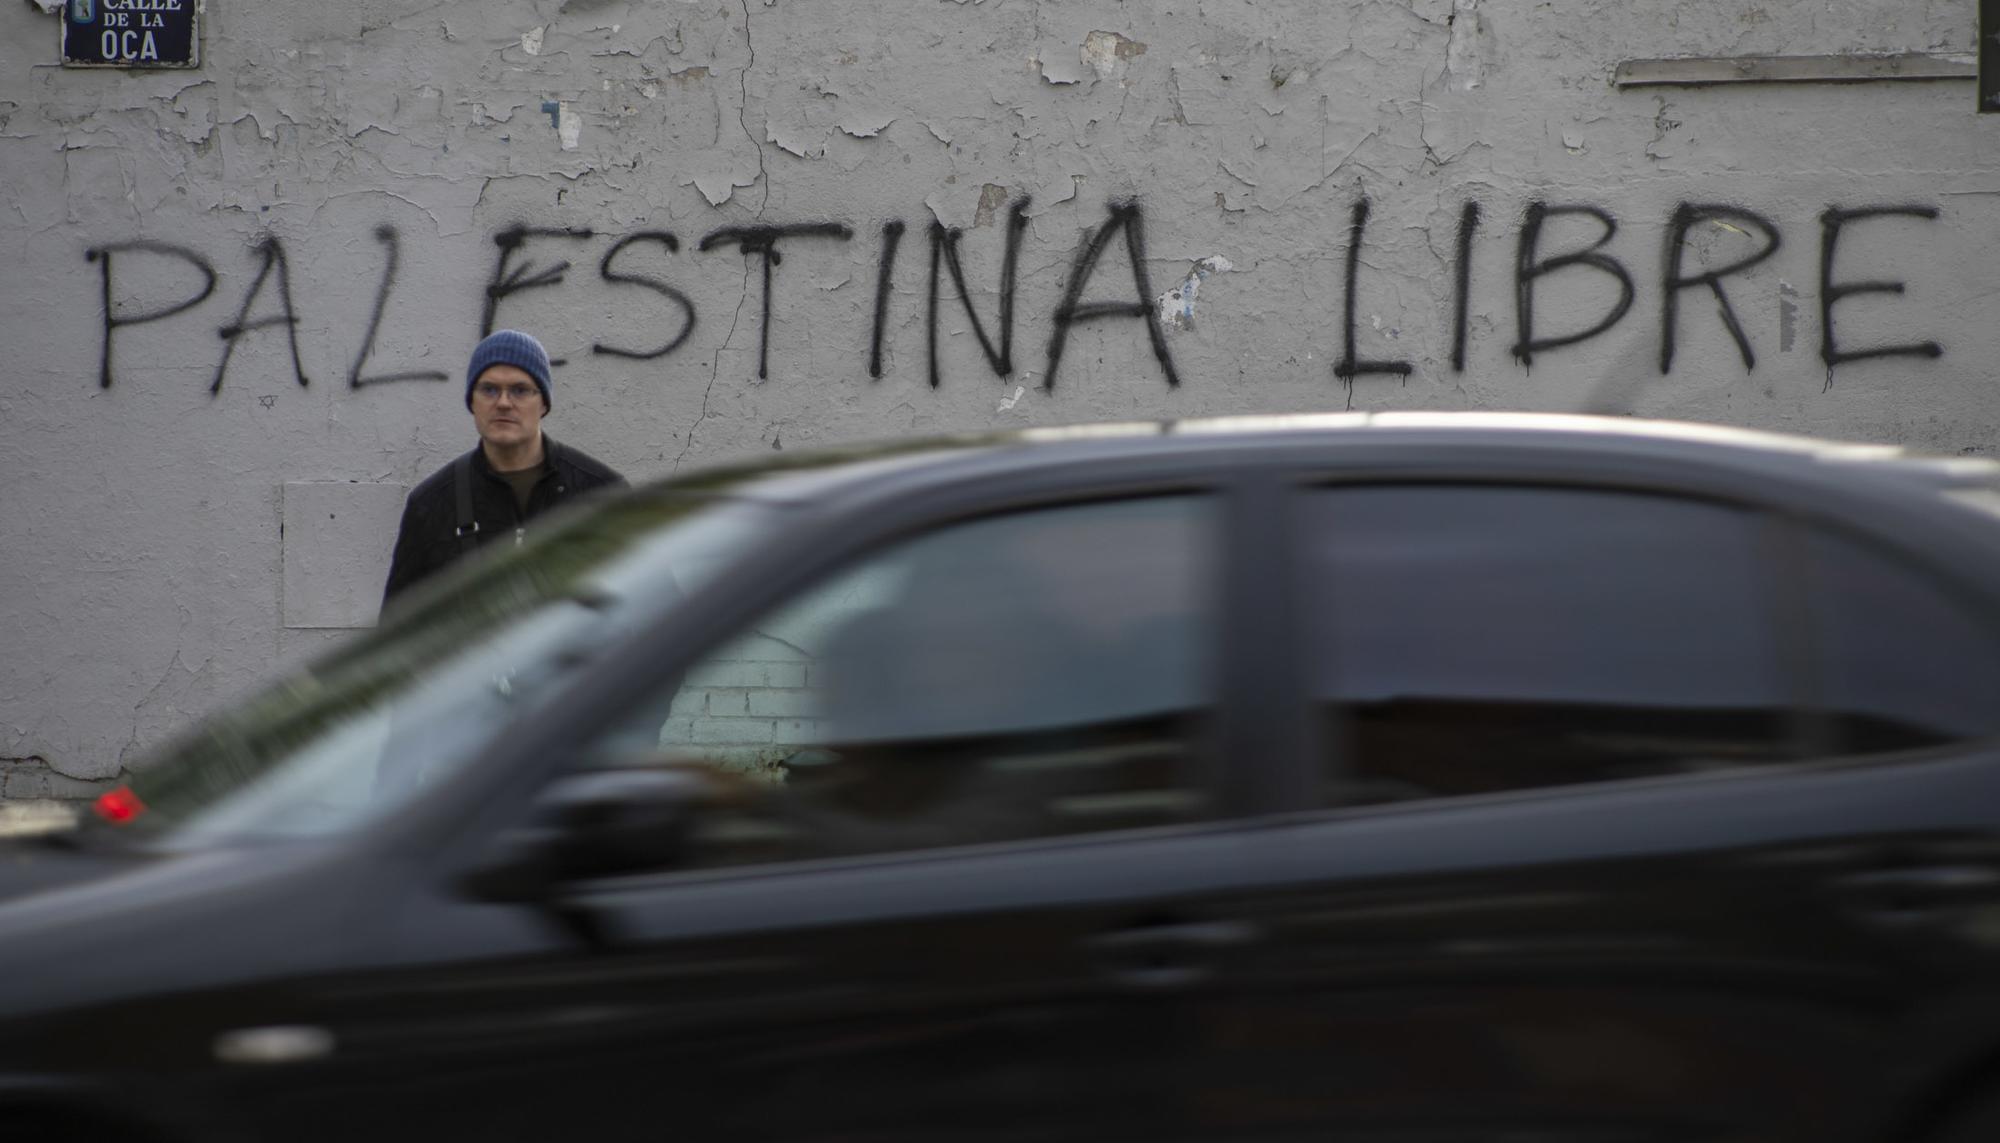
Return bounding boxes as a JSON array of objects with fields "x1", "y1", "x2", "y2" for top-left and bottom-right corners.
[
  {"x1": 484, "y1": 226, "x2": 596, "y2": 366},
  {"x1": 697, "y1": 223, "x2": 854, "y2": 380},
  {"x1": 84, "y1": 240, "x2": 216, "y2": 389},
  {"x1": 90, "y1": 233, "x2": 431, "y2": 392},
  {"x1": 1044, "y1": 200, "x2": 1180, "y2": 390},
  {"x1": 1450, "y1": 201, "x2": 1480, "y2": 374},
  {"x1": 1660, "y1": 204, "x2": 1782, "y2": 375},
  {"x1": 1334, "y1": 199, "x2": 1411, "y2": 384},
  {"x1": 1314, "y1": 195, "x2": 1943, "y2": 397},
  {"x1": 486, "y1": 224, "x2": 705, "y2": 368},
  {"x1": 83, "y1": 197, "x2": 1948, "y2": 396},
  {"x1": 1512, "y1": 203, "x2": 1635, "y2": 369},
  {"x1": 212, "y1": 235, "x2": 308, "y2": 394},
  {"x1": 864, "y1": 195, "x2": 1177, "y2": 391},
  {"x1": 594, "y1": 232, "x2": 697, "y2": 361},
  {"x1": 928, "y1": 199, "x2": 1030, "y2": 388},
  {"x1": 351, "y1": 226, "x2": 449, "y2": 388},
  {"x1": 866, "y1": 198, "x2": 1036, "y2": 388},
  {"x1": 867, "y1": 220, "x2": 905, "y2": 380},
  {"x1": 1819, "y1": 205, "x2": 1945, "y2": 377}
]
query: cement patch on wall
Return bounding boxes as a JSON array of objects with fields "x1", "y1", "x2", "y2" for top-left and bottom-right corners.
[{"x1": 281, "y1": 482, "x2": 408, "y2": 628}]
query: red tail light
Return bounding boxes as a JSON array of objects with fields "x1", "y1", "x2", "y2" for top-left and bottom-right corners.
[{"x1": 93, "y1": 785, "x2": 147, "y2": 825}]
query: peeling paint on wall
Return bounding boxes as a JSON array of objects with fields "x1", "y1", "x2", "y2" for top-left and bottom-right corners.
[
  {"x1": 0, "y1": 0, "x2": 1991, "y2": 791},
  {"x1": 972, "y1": 183, "x2": 1010, "y2": 228},
  {"x1": 1157, "y1": 256, "x2": 1234, "y2": 332},
  {"x1": 1083, "y1": 31, "x2": 1147, "y2": 80},
  {"x1": 685, "y1": 159, "x2": 761, "y2": 207},
  {"x1": 1036, "y1": 45, "x2": 1089, "y2": 86},
  {"x1": 1446, "y1": 0, "x2": 1484, "y2": 92},
  {"x1": 557, "y1": 102, "x2": 581, "y2": 151},
  {"x1": 838, "y1": 107, "x2": 896, "y2": 138}
]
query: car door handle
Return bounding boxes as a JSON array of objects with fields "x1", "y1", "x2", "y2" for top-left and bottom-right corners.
[{"x1": 1084, "y1": 920, "x2": 1261, "y2": 990}]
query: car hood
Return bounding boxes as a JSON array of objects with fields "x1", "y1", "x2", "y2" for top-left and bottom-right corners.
[
  {"x1": 0, "y1": 836, "x2": 143, "y2": 906},
  {"x1": 0, "y1": 833, "x2": 381, "y2": 1026}
]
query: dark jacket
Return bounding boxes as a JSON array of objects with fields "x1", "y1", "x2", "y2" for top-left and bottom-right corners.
[{"x1": 381, "y1": 435, "x2": 628, "y2": 607}]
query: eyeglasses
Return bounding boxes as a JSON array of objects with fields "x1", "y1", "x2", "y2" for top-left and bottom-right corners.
[{"x1": 473, "y1": 382, "x2": 540, "y2": 405}]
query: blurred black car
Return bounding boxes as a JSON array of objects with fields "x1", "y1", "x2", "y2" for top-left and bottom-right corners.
[{"x1": 9, "y1": 413, "x2": 2000, "y2": 1143}]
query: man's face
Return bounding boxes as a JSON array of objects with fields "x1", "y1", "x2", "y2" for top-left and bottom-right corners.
[{"x1": 470, "y1": 363, "x2": 547, "y2": 451}]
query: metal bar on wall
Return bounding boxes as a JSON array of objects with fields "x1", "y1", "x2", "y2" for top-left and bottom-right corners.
[{"x1": 1614, "y1": 53, "x2": 1975, "y2": 89}]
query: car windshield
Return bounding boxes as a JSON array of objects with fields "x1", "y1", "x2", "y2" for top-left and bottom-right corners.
[{"x1": 94, "y1": 487, "x2": 780, "y2": 849}]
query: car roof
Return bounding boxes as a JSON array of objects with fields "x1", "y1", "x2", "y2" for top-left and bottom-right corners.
[{"x1": 662, "y1": 412, "x2": 2000, "y2": 505}]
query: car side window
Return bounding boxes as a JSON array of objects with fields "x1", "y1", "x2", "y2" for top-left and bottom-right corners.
[
  {"x1": 576, "y1": 495, "x2": 1219, "y2": 869},
  {"x1": 1799, "y1": 526, "x2": 2000, "y2": 755},
  {"x1": 1302, "y1": 485, "x2": 1797, "y2": 805}
]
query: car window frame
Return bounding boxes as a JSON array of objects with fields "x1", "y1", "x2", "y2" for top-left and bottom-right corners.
[{"x1": 409, "y1": 455, "x2": 1288, "y2": 891}]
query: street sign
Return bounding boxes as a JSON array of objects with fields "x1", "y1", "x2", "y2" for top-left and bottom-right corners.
[{"x1": 61, "y1": 0, "x2": 200, "y2": 69}]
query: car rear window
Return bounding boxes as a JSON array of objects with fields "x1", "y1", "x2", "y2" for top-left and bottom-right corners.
[
  {"x1": 1798, "y1": 526, "x2": 2000, "y2": 754},
  {"x1": 1300, "y1": 484, "x2": 1798, "y2": 804}
]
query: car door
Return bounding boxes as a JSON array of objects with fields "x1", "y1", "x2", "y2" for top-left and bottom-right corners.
[
  {"x1": 259, "y1": 484, "x2": 1276, "y2": 1143},
  {"x1": 1200, "y1": 478, "x2": 2000, "y2": 1143}
]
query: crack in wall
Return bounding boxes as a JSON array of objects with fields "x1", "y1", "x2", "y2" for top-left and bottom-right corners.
[
  {"x1": 674, "y1": 258, "x2": 754, "y2": 472},
  {"x1": 737, "y1": 0, "x2": 768, "y2": 216}
]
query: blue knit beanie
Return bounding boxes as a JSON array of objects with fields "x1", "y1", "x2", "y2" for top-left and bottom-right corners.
[{"x1": 465, "y1": 330, "x2": 554, "y2": 411}]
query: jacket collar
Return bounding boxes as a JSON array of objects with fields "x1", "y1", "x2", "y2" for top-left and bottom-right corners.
[{"x1": 469, "y1": 433, "x2": 561, "y2": 480}]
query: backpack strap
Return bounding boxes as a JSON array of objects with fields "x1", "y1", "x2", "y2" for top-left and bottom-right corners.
[{"x1": 452, "y1": 451, "x2": 480, "y2": 554}]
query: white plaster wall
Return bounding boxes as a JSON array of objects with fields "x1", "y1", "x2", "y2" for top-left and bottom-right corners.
[{"x1": 0, "y1": 0, "x2": 1996, "y2": 788}]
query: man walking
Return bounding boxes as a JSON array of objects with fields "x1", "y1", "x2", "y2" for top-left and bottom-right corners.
[{"x1": 381, "y1": 330, "x2": 627, "y2": 607}]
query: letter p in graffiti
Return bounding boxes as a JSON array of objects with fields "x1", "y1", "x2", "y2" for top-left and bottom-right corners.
[{"x1": 85, "y1": 240, "x2": 217, "y2": 390}]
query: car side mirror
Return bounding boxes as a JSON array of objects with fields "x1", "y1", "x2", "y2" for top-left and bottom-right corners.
[{"x1": 457, "y1": 768, "x2": 714, "y2": 903}]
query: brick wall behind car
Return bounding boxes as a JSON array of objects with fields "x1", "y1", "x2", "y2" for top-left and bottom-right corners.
[{"x1": 659, "y1": 643, "x2": 833, "y2": 779}]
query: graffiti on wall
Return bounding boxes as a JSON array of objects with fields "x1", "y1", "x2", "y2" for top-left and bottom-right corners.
[{"x1": 82, "y1": 196, "x2": 1945, "y2": 397}]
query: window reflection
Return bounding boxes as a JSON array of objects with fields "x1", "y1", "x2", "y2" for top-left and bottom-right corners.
[
  {"x1": 123, "y1": 496, "x2": 776, "y2": 846},
  {"x1": 1303, "y1": 486, "x2": 1796, "y2": 803},
  {"x1": 1801, "y1": 528, "x2": 2000, "y2": 754},
  {"x1": 586, "y1": 497, "x2": 1218, "y2": 867}
]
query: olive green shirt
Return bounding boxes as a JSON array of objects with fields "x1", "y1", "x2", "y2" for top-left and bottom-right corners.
[{"x1": 497, "y1": 465, "x2": 542, "y2": 516}]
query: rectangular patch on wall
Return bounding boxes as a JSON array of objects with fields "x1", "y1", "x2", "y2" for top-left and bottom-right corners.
[
  {"x1": 282, "y1": 482, "x2": 409, "y2": 629},
  {"x1": 61, "y1": 0, "x2": 200, "y2": 68}
]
